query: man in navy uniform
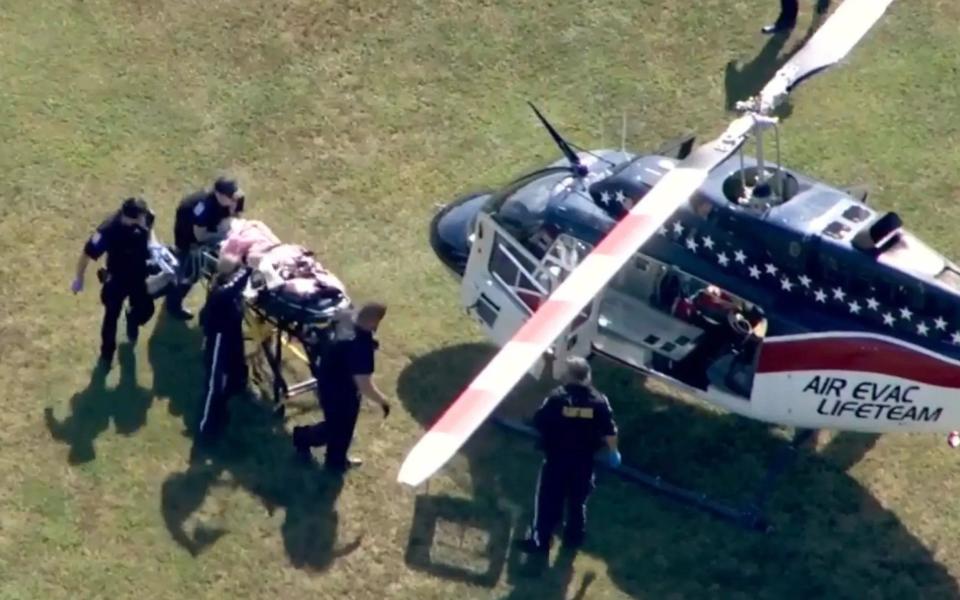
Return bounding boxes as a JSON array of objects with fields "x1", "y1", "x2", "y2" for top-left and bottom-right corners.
[
  {"x1": 72, "y1": 197, "x2": 157, "y2": 367},
  {"x1": 293, "y1": 302, "x2": 392, "y2": 472},
  {"x1": 197, "y1": 255, "x2": 252, "y2": 439},
  {"x1": 166, "y1": 176, "x2": 246, "y2": 320},
  {"x1": 517, "y1": 356, "x2": 620, "y2": 554},
  {"x1": 762, "y1": 0, "x2": 830, "y2": 34}
]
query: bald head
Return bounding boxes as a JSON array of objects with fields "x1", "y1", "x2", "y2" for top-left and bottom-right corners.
[
  {"x1": 562, "y1": 356, "x2": 591, "y2": 385},
  {"x1": 355, "y1": 301, "x2": 387, "y2": 331}
]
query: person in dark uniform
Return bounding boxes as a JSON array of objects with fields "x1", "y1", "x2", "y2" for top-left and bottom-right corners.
[
  {"x1": 72, "y1": 197, "x2": 157, "y2": 367},
  {"x1": 166, "y1": 176, "x2": 246, "y2": 320},
  {"x1": 517, "y1": 356, "x2": 620, "y2": 554},
  {"x1": 761, "y1": 0, "x2": 830, "y2": 34},
  {"x1": 292, "y1": 302, "x2": 391, "y2": 472},
  {"x1": 197, "y1": 255, "x2": 252, "y2": 439}
]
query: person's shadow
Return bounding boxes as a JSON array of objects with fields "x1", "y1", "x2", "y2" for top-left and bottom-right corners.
[
  {"x1": 396, "y1": 342, "x2": 959, "y2": 598},
  {"x1": 44, "y1": 343, "x2": 153, "y2": 464},
  {"x1": 724, "y1": 14, "x2": 824, "y2": 120},
  {"x1": 149, "y1": 309, "x2": 359, "y2": 571}
]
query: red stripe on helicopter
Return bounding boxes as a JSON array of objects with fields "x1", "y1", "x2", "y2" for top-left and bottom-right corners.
[
  {"x1": 432, "y1": 387, "x2": 496, "y2": 436},
  {"x1": 757, "y1": 336, "x2": 960, "y2": 389}
]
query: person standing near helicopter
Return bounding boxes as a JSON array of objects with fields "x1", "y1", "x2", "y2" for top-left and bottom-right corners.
[{"x1": 517, "y1": 356, "x2": 620, "y2": 554}]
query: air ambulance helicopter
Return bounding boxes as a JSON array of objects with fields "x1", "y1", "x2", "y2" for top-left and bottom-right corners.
[{"x1": 399, "y1": 0, "x2": 960, "y2": 516}]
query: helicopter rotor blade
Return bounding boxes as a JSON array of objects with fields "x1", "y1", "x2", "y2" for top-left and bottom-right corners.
[{"x1": 753, "y1": 0, "x2": 897, "y2": 114}]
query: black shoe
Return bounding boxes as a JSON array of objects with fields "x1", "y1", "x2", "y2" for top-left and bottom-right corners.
[
  {"x1": 167, "y1": 304, "x2": 194, "y2": 320},
  {"x1": 515, "y1": 537, "x2": 549, "y2": 554},
  {"x1": 325, "y1": 456, "x2": 362, "y2": 472},
  {"x1": 761, "y1": 22, "x2": 794, "y2": 34},
  {"x1": 291, "y1": 427, "x2": 313, "y2": 462},
  {"x1": 125, "y1": 310, "x2": 139, "y2": 343}
]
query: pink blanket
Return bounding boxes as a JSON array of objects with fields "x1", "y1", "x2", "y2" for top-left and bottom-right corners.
[{"x1": 221, "y1": 219, "x2": 347, "y2": 299}]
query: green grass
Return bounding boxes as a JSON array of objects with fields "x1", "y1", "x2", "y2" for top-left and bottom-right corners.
[{"x1": 3, "y1": 0, "x2": 960, "y2": 598}]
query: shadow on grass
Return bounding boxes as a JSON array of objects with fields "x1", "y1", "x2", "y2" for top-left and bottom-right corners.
[
  {"x1": 397, "y1": 342, "x2": 959, "y2": 599},
  {"x1": 45, "y1": 343, "x2": 153, "y2": 464},
  {"x1": 723, "y1": 14, "x2": 825, "y2": 119},
  {"x1": 148, "y1": 309, "x2": 359, "y2": 572}
]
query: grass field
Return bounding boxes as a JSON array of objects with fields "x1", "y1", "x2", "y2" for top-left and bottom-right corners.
[{"x1": 3, "y1": 0, "x2": 960, "y2": 598}]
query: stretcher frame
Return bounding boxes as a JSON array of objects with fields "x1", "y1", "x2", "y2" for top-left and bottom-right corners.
[{"x1": 192, "y1": 242, "x2": 351, "y2": 415}]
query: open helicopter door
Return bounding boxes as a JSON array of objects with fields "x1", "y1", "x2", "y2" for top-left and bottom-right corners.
[{"x1": 460, "y1": 212, "x2": 599, "y2": 380}]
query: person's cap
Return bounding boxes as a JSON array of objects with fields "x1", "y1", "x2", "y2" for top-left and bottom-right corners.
[
  {"x1": 214, "y1": 177, "x2": 242, "y2": 199},
  {"x1": 120, "y1": 197, "x2": 148, "y2": 218}
]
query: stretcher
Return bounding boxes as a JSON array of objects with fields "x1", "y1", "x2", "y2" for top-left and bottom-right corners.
[{"x1": 146, "y1": 219, "x2": 353, "y2": 412}]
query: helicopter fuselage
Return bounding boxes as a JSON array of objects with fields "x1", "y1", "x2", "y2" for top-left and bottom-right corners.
[{"x1": 428, "y1": 145, "x2": 960, "y2": 434}]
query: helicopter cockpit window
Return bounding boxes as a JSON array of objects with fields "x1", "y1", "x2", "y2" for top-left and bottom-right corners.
[{"x1": 487, "y1": 170, "x2": 571, "y2": 240}]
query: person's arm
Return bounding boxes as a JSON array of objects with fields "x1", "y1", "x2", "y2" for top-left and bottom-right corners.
[
  {"x1": 73, "y1": 229, "x2": 108, "y2": 292},
  {"x1": 355, "y1": 374, "x2": 388, "y2": 405},
  {"x1": 194, "y1": 224, "x2": 221, "y2": 243},
  {"x1": 350, "y1": 342, "x2": 390, "y2": 416}
]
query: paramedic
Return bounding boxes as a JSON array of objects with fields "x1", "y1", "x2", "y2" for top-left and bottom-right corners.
[
  {"x1": 72, "y1": 197, "x2": 157, "y2": 367},
  {"x1": 517, "y1": 356, "x2": 620, "y2": 554},
  {"x1": 292, "y1": 302, "x2": 391, "y2": 472},
  {"x1": 166, "y1": 176, "x2": 246, "y2": 320},
  {"x1": 197, "y1": 255, "x2": 252, "y2": 438}
]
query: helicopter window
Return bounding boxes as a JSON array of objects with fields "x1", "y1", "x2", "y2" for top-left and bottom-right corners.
[
  {"x1": 489, "y1": 233, "x2": 547, "y2": 312},
  {"x1": 487, "y1": 170, "x2": 571, "y2": 239},
  {"x1": 822, "y1": 221, "x2": 852, "y2": 240},
  {"x1": 842, "y1": 205, "x2": 871, "y2": 223}
]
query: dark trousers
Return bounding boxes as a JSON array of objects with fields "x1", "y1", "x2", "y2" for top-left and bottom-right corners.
[
  {"x1": 776, "y1": 0, "x2": 799, "y2": 27},
  {"x1": 100, "y1": 276, "x2": 154, "y2": 358},
  {"x1": 166, "y1": 245, "x2": 198, "y2": 312},
  {"x1": 293, "y1": 390, "x2": 361, "y2": 467},
  {"x1": 531, "y1": 458, "x2": 595, "y2": 548},
  {"x1": 775, "y1": 0, "x2": 829, "y2": 26},
  {"x1": 199, "y1": 331, "x2": 247, "y2": 435}
]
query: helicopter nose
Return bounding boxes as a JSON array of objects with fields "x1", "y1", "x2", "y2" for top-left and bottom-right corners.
[{"x1": 429, "y1": 191, "x2": 491, "y2": 277}]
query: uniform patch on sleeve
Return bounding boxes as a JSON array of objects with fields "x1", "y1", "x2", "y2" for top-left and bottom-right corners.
[
  {"x1": 193, "y1": 202, "x2": 206, "y2": 216},
  {"x1": 90, "y1": 231, "x2": 103, "y2": 246}
]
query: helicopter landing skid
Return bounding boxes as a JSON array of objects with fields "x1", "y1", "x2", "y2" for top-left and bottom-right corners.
[{"x1": 492, "y1": 414, "x2": 815, "y2": 533}]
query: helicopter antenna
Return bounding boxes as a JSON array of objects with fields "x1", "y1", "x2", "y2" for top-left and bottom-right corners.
[{"x1": 528, "y1": 102, "x2": 589, "y2": 177}]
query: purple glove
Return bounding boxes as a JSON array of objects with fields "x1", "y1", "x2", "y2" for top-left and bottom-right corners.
[{"x1": 71, "y1": 278, "x2": 83, "y2": 293}]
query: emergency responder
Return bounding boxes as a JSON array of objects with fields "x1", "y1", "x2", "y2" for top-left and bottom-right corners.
[
  {"x1": 762, "y1": 0, "x2": 830, "y2": 34},
  {"x1": 517, "y1": 356, "x2": 620, "y2": 554},
  {"x1": 166, "y1": 176, "x2": 246, "y2": 320},
  {"x1": 197, "y1": 255, "x2": 252, "y2": 439},
  {"x1": 72, "y1": 197, "x2": 157, "y2": 367},
  {"x1": 292, "y1": 302, "x2": 391, "y2": 472}
]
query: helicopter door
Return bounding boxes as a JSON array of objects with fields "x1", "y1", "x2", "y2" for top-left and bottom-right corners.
[{"x1": 460, "y1": 213, "x2": 599, "y2": 380}]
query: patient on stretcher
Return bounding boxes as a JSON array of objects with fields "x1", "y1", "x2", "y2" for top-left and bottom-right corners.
[{"x1": 218, "y1": 218, "x2": 347, "y2": 301}]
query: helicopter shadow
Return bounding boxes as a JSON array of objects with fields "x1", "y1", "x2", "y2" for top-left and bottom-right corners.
[
  {"x1": 397, "y1": 342, "x2": 959, "y2": 599},
  {"x1": 723, "y1": 13, "x2": 825, "y2": 121},
  {"x1": 148, "y1": 308, "x2": 360, "y2": 571},
  {"x1": 44, "y1": 343, "x2": 154, "y2": 464}
]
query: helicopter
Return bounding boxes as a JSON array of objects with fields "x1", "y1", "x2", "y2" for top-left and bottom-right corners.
[{"x1": 397, "y1": 0, "x2": 960, "y2": 494}]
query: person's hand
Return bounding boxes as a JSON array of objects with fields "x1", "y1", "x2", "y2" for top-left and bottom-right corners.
[
  {"x1": 606, "y1": 449, "x2": 621, "y2": 469},
  {"x1": 71, "y1": 278, "x2": 83, "y2": 294}
]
